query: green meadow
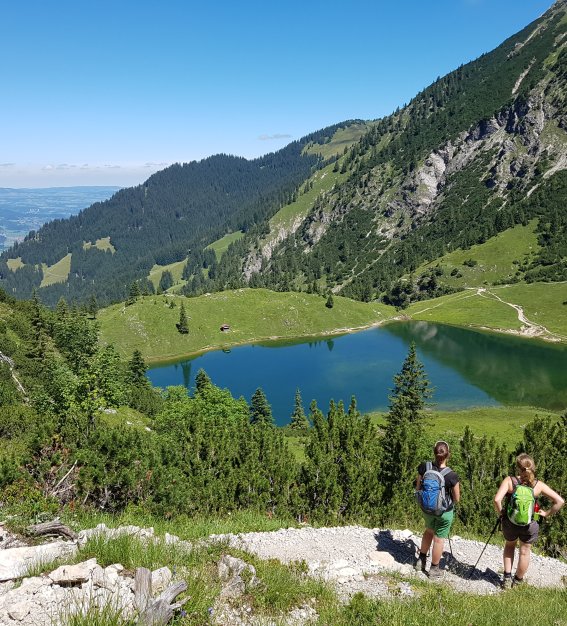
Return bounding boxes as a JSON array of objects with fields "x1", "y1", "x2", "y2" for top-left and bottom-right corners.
[
  {"x1": 98, "y1": 288, "x2": 396, "y2": 362},
  {"x1": 40, "y1": 253, "x2": 72, "y2": 287},
  {"x1": 407, "y1": 282, "x2": 567, "y2": 341},
  {"x1": 418, "y1": 221, "x2": 540, "y2": 288},
  {"x1": 206, "y1": 230, "x2": 245, "y2": 260},
  {"x1": 147, "y1": 258, "x2": 188, "y2": 290}
]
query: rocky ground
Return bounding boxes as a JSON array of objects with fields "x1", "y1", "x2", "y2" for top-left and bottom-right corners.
[
  {"x1": 1, "y1": 522, "x2": 566, "y2": 625},
  {"x1": 219, "y1": 525, "x2": 567, "y2": 598}
]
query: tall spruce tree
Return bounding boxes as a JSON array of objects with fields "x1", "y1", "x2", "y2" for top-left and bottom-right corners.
[
  {"x1": 87, "y1": 294, "x2": 98, "y2": 319},
  {"x1": 128, "y1": 349, "x2": 149, "y2": 387},
  {"x1": 250, "y1": 387, "x2": 274, "y2": 426},
  {"x1": 177, "y1": 302, "x2": 189, "y2": 334},
  {"x1": 195, "y1": 368, "x2": 212, "y2": 394},
  {"x1": 381, "y1": 342, "x2": 432, "y2": 513},
  {"x1": 289, "y1": 388, "x2": 309, "y2": 431}
]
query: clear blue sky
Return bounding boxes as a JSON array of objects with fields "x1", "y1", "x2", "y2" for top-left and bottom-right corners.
[{"x1": 0, "y1": 0, "x2": 554, "y2": 187}]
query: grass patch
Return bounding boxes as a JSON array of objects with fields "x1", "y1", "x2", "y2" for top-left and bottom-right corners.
[
  {"x1": 6, "y1": 257, "x2": 24, "y2": 271},
  {"x1": 406, "y1": 282, "x2": 567, "y2": 342},
  {"x1": 303, "y1": 122, "x2": 370, "y2": 160},
  {"x1": 407, "y1": 289, "x2": 521, "y2": 331},
  {"x1": 98, "y1": 288, "x2": 396, "y2": 362},
  {"x1": 59, "y1": 603, "x2": 135, "y2": 626},
  {"x1": 417, "y1": 221, "x2": 539, "y2": 288},
  {"x1": 40, "y1": 253, "x2": 71, "y2": 287},
  {"x1": 98, "y1": 406, "x2": 151, "y2": 430},
  {"x1": 269, "y1": 162, "x2": 347, "y2": 237},
  {"x1": 83, "y1": 237, "x2": 116, "y2": 253},
  {"x1": 322, "y1": 585, "x2": 567, "y2": 626},
  {"x1": 206, "y1": 231, "x2": 245, "y2": 261},
  {"x1": 147, "y1": 259, "x2": 188, "y2": 291},
  {"x1": 62, "y1": 508, "x2": 298, "y2": 542},
  {"x1": 491, "y1": 282, "x2": 567, "y2": 339},
  {"x1": 370, "y1": 406, "x2": 559, "y2": 446}
]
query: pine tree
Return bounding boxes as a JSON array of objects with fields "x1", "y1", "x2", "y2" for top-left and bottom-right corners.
[
  {"x1": 289, "y1": 388, "x2": 309, "y2": 431},
  {"x1": 128, "y1": 349, "x2": 149, "y2": 387},
  {"x1": 126, "y1": 282, "x2": 140, "y2": 306},
  {"x1": 381, "y1": 342, "x2": 432, "y2": 511},
  {"x1": 195, "y1": 368, "x2": 212, "y2": 394},
  {"x1": 250, "y1": 387, "x2": 274, "y2": 426},
  {"x1": 87, "y1": 294, "x2": 98, "y2": 319},
  {"x1": 325, "y1": 293, "x2": 334, "y2": 309},
  {"x1": 177, "y1": 302, "x2": 189, "y2": 334}
]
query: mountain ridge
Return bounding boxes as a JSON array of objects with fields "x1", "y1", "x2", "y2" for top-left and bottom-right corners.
[{"x1": 2, "y1": 2, "x2": 567, "y2": 308}]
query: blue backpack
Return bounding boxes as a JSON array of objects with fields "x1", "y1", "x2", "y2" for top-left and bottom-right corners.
[{"x1": 417, "y1": 462, "x2": 452, "y2": 516}]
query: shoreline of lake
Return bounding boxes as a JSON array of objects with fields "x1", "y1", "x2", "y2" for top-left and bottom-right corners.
[
  {"x1": 146, "y1": 316, "x2": 567, "y2": 367},
  {"x1": 147, "y1": 320, "x2": 567, "y2": 423}
]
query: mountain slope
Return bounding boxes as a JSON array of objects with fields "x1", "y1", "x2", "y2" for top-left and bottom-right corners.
[
  {"x1": 0, "y1": 122, "x2": 361, "y2": 305},
  {"x1": 209, "y1": 0, "x2": 567, "y2": 303}
]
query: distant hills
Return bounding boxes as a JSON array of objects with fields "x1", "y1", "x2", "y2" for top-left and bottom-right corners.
[
  {"x1": 2, "y1": 0, "x2": 566, "y2": 307},
  {"x1": 0, "y1": 186, "x2": 120, "y2": 251}
]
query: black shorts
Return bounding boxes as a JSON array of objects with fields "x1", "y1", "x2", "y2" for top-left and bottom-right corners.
[{"x1": 501, "y1": 516, "x2": 539, "y2": 544}]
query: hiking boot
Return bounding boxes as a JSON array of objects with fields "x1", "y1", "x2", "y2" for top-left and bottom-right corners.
[
  {"x1": 428, "y1": 564, "x2": 444, "y2": 580},
  {"x1": 512, "y1": 575, "x2": 525, "y2": 588},
  {"x1": 501, "y1": 575, "x2": 512, "y2": 590},
  {"x1": 413, "y1": 553, "x2": 427, "y2": 573}
]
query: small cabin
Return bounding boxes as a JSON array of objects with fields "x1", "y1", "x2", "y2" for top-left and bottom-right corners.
[{"x1": 220, "y1": 324, "x2": 231, "y2": 332}]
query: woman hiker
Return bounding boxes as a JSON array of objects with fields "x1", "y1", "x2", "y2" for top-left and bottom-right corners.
[
  {"x1": 414, "y1": 440, "x2": 461, "y2": 578},
  {"x1": 494, "y1": 452, "x2": 564, "y2": 589}
]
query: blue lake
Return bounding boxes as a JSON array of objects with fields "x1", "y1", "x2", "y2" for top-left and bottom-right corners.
[{"x1": 147, "y1": 321, "x2": 567, "y2": 426}]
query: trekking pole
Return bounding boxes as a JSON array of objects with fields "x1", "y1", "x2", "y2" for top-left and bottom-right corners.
[{"x1": 467, "y1": 517, "x2": 501, "y2": 580}]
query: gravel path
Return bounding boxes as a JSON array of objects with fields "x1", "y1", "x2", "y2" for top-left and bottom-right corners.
[{"x1": 218, "y1": 525, "x2": 567, "y2": 598}]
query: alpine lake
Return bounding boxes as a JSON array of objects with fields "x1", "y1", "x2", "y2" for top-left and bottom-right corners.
[{"x1": 147, "y1": 321, "x2": 567, "y2": 426}]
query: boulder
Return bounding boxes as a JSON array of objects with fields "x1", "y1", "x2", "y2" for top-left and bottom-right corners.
[{"x1": 49, "y1": 563, "x2": 91, "y2": 585}]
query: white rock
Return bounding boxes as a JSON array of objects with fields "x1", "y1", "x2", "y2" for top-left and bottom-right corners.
[
  {"x1": 49, "y1": 563, "x2": 90, "y2": 585},
  {"x1": 0, "y1": 542, "x2": 77, "y2": 582},
  {"x1": 368, "y1": 551, "x2": 395, "y2": 567},
  {"x1": 7, "y1": 601, "x2": 31, "y2": 621},
  {"x1": 399, "y1": 529, "x2": 413, "y2": 540}
]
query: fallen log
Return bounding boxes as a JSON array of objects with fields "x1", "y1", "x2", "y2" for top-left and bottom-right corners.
[{"x1": 27, "y1": 519, "x2": 78, "y2": 541}]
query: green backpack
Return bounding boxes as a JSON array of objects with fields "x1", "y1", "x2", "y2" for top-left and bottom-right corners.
[{"x1": 507, "y1": 477, "x2": 536, "y2": 526}]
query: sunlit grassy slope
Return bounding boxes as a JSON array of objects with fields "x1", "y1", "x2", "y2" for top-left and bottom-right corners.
[
  {"x1": 40, "y1": 253, "x2": 71, "y2": 287},
  {"x1": 148, "y1": 259, "x2": 188, "y2": 290},
  {"x1": 83, "y1": 236, "x2": 116, "y2": 253},
  {"x1": 370, "y1": 406, "x2": 560, "y2": 448},
  {"x1": 206, "y1": 231, "x2": 245, "y2": 261},
  {"x1": 303, "y1": 122, "x2": 370, "y2": 160},
  {"x1": 98, "y1": 288, "x2": 396, "y2": 362},
  {"x1": 6, "y1": 257, "x2": 24, "y2": 271},
  {"x1": 417, "y1": 221, "x2": 540, "y2": 288},
  {"x1": 407, "y1": 282, "x2": 567, "y2": 341}
]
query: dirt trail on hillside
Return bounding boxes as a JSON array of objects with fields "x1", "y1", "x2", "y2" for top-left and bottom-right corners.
[{"x1": 476, "y1": 288, "x2": 567, "y2": 341}]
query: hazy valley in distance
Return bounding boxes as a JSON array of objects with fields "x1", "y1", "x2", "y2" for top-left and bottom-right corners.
[{"x1": 0, "y1": 186, "x2": 121, "y2": 250}]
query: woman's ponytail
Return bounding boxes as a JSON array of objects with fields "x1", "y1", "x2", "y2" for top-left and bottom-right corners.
[{"x1": 516, "y1": 453, "x2": 536, "y2": 487}]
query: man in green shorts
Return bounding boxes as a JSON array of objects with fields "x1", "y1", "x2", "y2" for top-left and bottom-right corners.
[{"x1": 414, "y1": 441, "x2": 461, "y2": 579}]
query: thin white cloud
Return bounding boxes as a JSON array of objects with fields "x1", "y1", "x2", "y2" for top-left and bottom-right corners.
[
  {"x1": 258, "y1": 133, "x2": 292, "y2": 141},
  {"x1": 0, "y1": 163, "x2": 15, "y2": 168},
  {"x1": 143, "y1": 162, "x2": 169, "y2": 168}
]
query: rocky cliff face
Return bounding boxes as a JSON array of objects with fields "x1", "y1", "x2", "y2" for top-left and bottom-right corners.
[{"x1": 238, "y1": 0, "x2": 567, "y2": 292}]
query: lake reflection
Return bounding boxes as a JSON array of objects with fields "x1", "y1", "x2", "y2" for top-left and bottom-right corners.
[{"x1": 147, "y1": 322, "x2": 567, "y2": 426}]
